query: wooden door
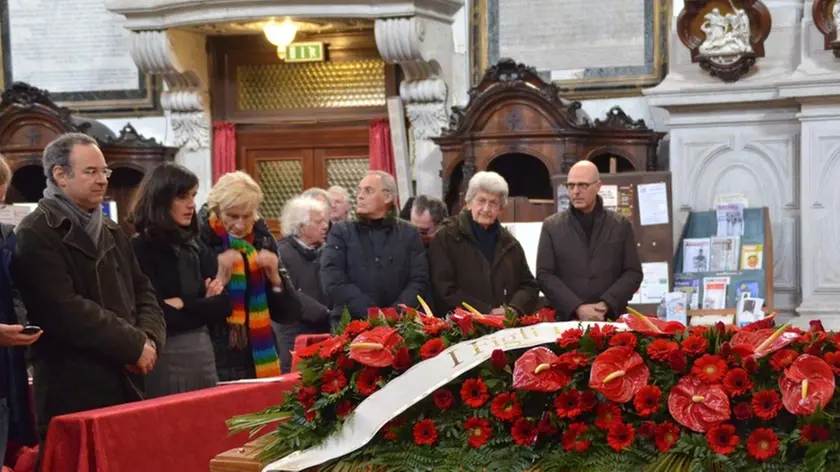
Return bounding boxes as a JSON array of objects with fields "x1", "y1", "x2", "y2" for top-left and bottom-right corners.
[{"x1": 237, "y1": 124, "x2": 371, "y2": 234}]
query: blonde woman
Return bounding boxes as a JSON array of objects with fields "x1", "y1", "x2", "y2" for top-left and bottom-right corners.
[{"x1": 198, "y1": 171, "x2": 301, "y2": 381}]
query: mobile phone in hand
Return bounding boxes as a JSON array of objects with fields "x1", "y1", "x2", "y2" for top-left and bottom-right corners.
[{"x1": 21, "y1": 325, "x2": 41, "y2": 335}]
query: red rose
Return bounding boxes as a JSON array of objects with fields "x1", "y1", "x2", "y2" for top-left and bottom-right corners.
[
  {"x1": 490, "y1": 349, "x2": 508, "y2": 369},
  {"x1": 419, "y1": 338, "x2": 445, "y2": 359},
  {"x1": 511, "y1": 418, "x2": 538, "y2": 446},
  {"x1": 607, "y1": 423, "x2": 635, "y2": 452},
  {"x1": 668, "y1": 350, "x2": 688, "y2": 372},
  {"x1": 746, "y1": 428, "x2": 779, "y2": 461},
  {"x1": 412, "y1": 419, "x2": 438, "y2": 446},
  {"x1": 432, "y1": 389, "x2": 455, "y2": 409},
  {"x1": 392, "y1": 347, "x2": 411, "y2": 371},
  {"x1": 490, "y1": 392, "x2": 522, "y2": 422},
  {"x1": 720, "y1": 342, "x2": 733, "y2": 358},
  {"x1": 464, "y1": 417, "x2": 492, "y2": 448},
  {"x1": 705, "y1": 424, "x2": 739, "y2": 455}
]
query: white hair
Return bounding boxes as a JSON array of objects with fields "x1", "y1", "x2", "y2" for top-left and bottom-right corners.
[
  {"x1": 280, "y1": 196, "x2": 328, "y2": 237},
  {"x1": 301, "y1": 187, "x2": 333, "y2": 210},
  {"x1": 327, "y1": 185, "x2": 350, "y2": 202},
  {"x1": 465, "y1": 171, "x2": 509, "y2": 207}
]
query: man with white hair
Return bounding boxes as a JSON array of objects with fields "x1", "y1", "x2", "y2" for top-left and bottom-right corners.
[
  {"x1": 429, "y1": 171, "x2": 539, "y2": 317},
  {"x1": 275, "y1": 196, "x2": 331, "y2": 372},
  {"x1": 321, "y1": 171, "x2": 428, "y2": 322},
  {"x1": 536, "y1": 160, "x2": 642, "y2": 321},
  {"x1": 327, "y1": 185, "x2": 352, "y2": 223}
]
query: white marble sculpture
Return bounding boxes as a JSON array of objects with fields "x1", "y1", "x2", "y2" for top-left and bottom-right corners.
[
  {"x1": 699, "y1": 6, "x2": 753, "y2": 56},
  {"x1": 833, "y1": 0, "x2": 840, "y2": 35}
]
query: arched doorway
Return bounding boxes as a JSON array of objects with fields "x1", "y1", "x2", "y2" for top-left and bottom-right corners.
[
  {"x1": 589, "y1": 153, "x2": 636, "y2": 173},
  {"x1": 487, "y1": 153, "x2": 553, "y2": 199},
  {"x1": 8, "y1": 164, "x2": 46, "y2": 203}
]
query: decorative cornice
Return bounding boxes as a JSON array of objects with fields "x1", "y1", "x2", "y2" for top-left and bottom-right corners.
[
  {"x1": 106, "y1": 0, "x2": 464, "y2": 30},
  {"x1": 103, "y1": 123, "x2": 161, "y2": 147},
  {"x1": 0, "y1": 82, "x2": 90, "y2": 134},
  {"x1": 592, "y1": 106, "x2": 649, "y2": 131}
]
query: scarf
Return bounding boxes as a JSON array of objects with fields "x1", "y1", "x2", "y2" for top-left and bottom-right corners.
[
  {"x1": 209, "y1": 214, "x2": 280, "y2": 378},
  {"x1": 43, "y1": 180, "x2": 103, "y2": 247}
]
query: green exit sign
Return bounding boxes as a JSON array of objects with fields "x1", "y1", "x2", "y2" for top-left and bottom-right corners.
[{"x1": 285, "y1": 42, "x2": 326, "y2": 62}]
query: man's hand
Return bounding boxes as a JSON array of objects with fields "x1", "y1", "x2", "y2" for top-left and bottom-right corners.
[
  {"x1": 0, "y1": 323, "x2": 41, "y2": 346},
  {"x1": 216, "y1": 249, "x2": 240, "y2": 286},
  {"x1": 255, "y1": 250, "x2": 283, "y2": 287},
  {"x1": 164, "y1": 297, "x2": 184, "y2": 310},
  {"x1": 594, "y1": 301, "x2": 609, "y2": 313},
  {"x1": 133, "y1": 340, "x2": 157, "y2": 375},
  {"x1": 489, "y1": 306, "x2": 506, "y2": 316},
  {"x1": 576, "y1": 303, "x2": 606, "y2": 322},
  {"x1": 205, "y1": 278, "x2": 224, "y2": 297}
]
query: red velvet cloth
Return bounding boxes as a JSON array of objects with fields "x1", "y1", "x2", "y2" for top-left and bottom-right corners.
[
  {"x1": 212, "y1": 121, "x2": 237, "y2": 183},
  {"x1": 291, "y1": 334, "x2": 331, "y2": 372},
  {"x1": 368, "y1": 119, "x2": 399, "y2": 205},
  {"x1": 32, "y1": 375, "x2": 298, "y2": 472}
]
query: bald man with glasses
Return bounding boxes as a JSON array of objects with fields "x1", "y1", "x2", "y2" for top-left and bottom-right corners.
[{"x1": 536, "y1": 160, "x2": 642, "y2": 321}]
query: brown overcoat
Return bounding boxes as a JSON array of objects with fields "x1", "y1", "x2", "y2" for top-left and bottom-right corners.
[
  {"x1": 536, "y1": 206, "x2": 643, "y2": 320},
  {"x1": 11, "y1": 198, "x2": 165, "y2": 437},
  {"x1": 429, "y1": 211, "x2": 539, "y2": 316}
]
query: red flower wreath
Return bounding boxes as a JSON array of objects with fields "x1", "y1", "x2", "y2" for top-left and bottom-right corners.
[
  {"x1": 778, "y1": 354, "x2": 836, "y2": 416},
  {"x1": 348, "y1": 326, "x2": 404, "y2": 367},
  {"x1": 513, "y1": 347, "x2": 570, "y2": 392},
  {"x1": 589, "y1": 346, "x2": 650, "y2": 403},
  {"x1": 667, "y1": 376, "x2": 730, "y2": 432}
]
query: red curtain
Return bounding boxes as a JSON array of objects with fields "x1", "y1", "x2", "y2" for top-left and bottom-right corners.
[
  {"x1": 369, "y1": 118, "x2": 396, "y2": 177},
  {"x1": 213, "y1": 121, "x2": 237, "y2": 183}
]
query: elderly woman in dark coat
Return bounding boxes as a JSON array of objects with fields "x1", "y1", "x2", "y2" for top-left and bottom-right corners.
[
  {"x1": 130, "y1": 163, "x2": 232, "y2": 397},
  {"x1": 428, "y1": 171, "x2": 539, "y2": 317},
  {"x1": 199, "y1": 171, "x2": 301, "y2": 381},
  {"x1": 275, "y1": 196, "x2": 331, "y2": 372}
]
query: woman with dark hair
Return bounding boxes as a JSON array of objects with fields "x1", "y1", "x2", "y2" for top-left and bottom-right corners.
[{"x1": 130, "y1": 162, "x2": 231, "y2": 397}]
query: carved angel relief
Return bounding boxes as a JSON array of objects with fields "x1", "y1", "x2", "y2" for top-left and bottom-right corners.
[
  {"x1": 811, "y1": 0, "x2": 840, "y2": 57},
  {"x1": 678, "y1": 0, "x2": 771, "y2": 82}
]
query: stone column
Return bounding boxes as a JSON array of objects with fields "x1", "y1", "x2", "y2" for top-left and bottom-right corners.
[
  {"x1": 129, "y1": 30, "x2": 213, "y2": 205},
  {"x1": 375, "y1": 16, "x2": 455, "y2": 198}
]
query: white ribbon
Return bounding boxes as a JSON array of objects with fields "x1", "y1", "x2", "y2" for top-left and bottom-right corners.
[{"x1": 265, "y1": 321, "x2": 626, "y2": 471}]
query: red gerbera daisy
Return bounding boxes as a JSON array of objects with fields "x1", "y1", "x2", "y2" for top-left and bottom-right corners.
[
  {"x1": 554, "y1": 389, "x2": 583, "y2": 419},
  {"x1": 336, "y1": 400, "x2": 354, "y2": 418},
  {"x1": 561, "y1": 422, "x2": 591, "y2": 452},
  {"x1": 733, "y1": 402, "x2": 753, "y2": 420},
  {"x1": 558, "y1": 328, "x2": 583, "y2": 348},
  {"x1": 321, "y1": 369, "x2": 347, "y2": 394},
  {"x1": 336, "y1": 353, "x2": 356, "y2": 370},
  {"x1": 355, "y1": 367, "x2": 382, "y2": 396},
  {"x1": 823, "y1": 351, "x2": 840, "y2": 374},
  {"x1": 463, "y1": 417, "x2": 492, "y2": 448},
  {"x1": 412, "y1": 419, "x2": 438, "y2": 446},
  {"x1": 655, "y1": 422, "x2": 680, "y2": 453},
  {"x1": 746, "y1": 428, "x2": 779, "y2": 461},
  {"x1": 580, "y1": 390, "x2": 598, "y2": 412},
  {"x1": 419, "y1": 338, "x2": 445, "y2": 359},
  {"x1": 556, "y1": 350, "x2": 589, "y2": 371},
  {"x1": 751, "y1": 390, "x2": 782, "y2": 420},
  {"x1": 681, "y1": 335, "x2": 708, "y2": 356},
  {"x1": 723, "y1": 368, "x2": 753, "y2": 397},
  {"x1": 344, "y1": 320, "x2": 371, "y2": 336},
  {"x1": 743, "y1": 356, "x2": 759, "y2": 374},
  {"x1": 295, "y1": 385, "x2": 318, "y2": 408},
  {"x1": 690, "y1": 326, "x2": 710, "y2": 336},
  {"x1": 770, "y1": 349, "x2": 798, "y2": 371},
  {"x1": 705, "y1": 424, "x2": 739, "y2": 455},
  {"x1": 691, "y1": 354, "x2": 728, "y2": 384},
  {"x1": 319, "y1": 334, "x2": 349, "y2": 358},
  {"x1": 609, "y1": 332, "x2": 638, "y2": 349},
  {"x1": 382, "y1": 418, "x2": 405, "y2": 440},
  {"x1": 607, "y1": 423, "x2": 635, "y2": 452},
  {"x1": 633, "y1": 385, "x2": 662, "y2": 417},
  {"x1": 460, "y1": 378, "x2": 490, "y2": 408},
  {"x1": 490, "y1": 393, "x2": 522, "y2": 422},
  {"x1": 800, "y1": 425, "x2": 830, "y2": 444},
  {"x1": 647, "y1": 339, "x2": 679, "y2": 361},
  {"x1": 638, "y1": 421, "x2": 657, "y2": 439},
  {"x1": 432, "y1": 389, "x2": 454, "y2": 410},
  {"x1": 594, "y1": 403, "x2": 623, "y2": 430},
  {"x1": 511, "y1": 418, "x2": 538, "y2": 446}
]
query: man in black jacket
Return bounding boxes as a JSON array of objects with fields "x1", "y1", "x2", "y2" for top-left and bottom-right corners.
[{"x1": 321, "y1": 171, "x2": 428, "y2": 323}]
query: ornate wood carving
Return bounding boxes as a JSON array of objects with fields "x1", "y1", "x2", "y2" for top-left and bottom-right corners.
[
  {"x1": 677, "y1": 0, "x2": 771, "y2": 82},
  {"x1": 433, "y1": 59, "x2": 665, "y2": 219},
  {"x1": 812, "y1": 0, "x2": 840, "y2": 57},
  {"x1": 0, "y1": 82, "x2": 177, "y2": 234}
]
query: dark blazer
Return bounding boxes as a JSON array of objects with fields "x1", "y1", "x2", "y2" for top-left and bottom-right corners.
[
  {"x1": 131, "y1": 237, "x2": 232, "y2": 335},
  {"x1": 276, "y1": 237, "x2": 330, "y2": 332},
  {"x1": 429, "y1": 211, "x2": 539, "y2": 316},
  {"x1": 536, "y1": 202, "x2": 643, "y2": 321},
  {"x1": 320, "y1": 216, "x2": 428, "y2": 322},
  {"x1": 11, "y1": 199, "x2": 165, "y2": 437},
  {"x1": 197, "y1": 205, "x2": 301, "y2": 381}
]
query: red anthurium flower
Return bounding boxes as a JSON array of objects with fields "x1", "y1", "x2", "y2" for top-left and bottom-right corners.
[
  {"x1": 490, "y1": 393, "x2": 522, "y2": 422},
  {"x1": 513, "y1": 347, "x2": 570, "y2": 392},
  {"x1": 619, "y1": 313, "x2": 685, "y2": 336},
  {"x1": 741, "y1": 314, "x2": 776, "y2": 332},
  {"x1": 535, "y1": 307, "x2": 557, "y2": 322},
  {"x1": 730, "y1": 326, "x2": 799, "y2": 359},
  {"x1": 810, "y1": 320, "x2": 826, "y2": 333},
  {"x1": 746, "y1": 428, "x2": 779, "y2": 461},
  {"x1": 367, "y1": 307, "x2": 400, "y2": 323},
  {"x1": 412, "y1": 419, "x2": 438, "y2": 446},
  {"x1": 655, "y1": 422, "x2": 680, "y2": 453},
  {"x1": 464, "y1": 417, "x2": 492, "y2": 448},
  {"x1": 667, "y1": 376, "x2": 730, "y2": 432},
  {"x1": 296, "y1": 341, "x2": 324, "y2": 359},
  {"x1": 706, "y1": 424, "x2": 739, "y2": 455},
  {"x1": 589, "y1": 346, "x2": 650, "y2": 403},
  {"x1": 474, "y1": 314, "x2": 506, "y2": 329},
  {"x1": 451, "y1": 309, "x2": 475, "y2": 335},
  {"x1": 415, "y1": 314, "x2": 450, "y2": 336},
  {"x1": 779, "y1": 354, "x2": 836, "y2": 416},
  {"x1": 561, "y1": 422, "x2": 591, "y2": 452},
  {"x1": 607, "y1": 423, "x2": 635, "y2": 452},
  {"x1": 348, "y1": 326, "x2": 404, "y2": 367}
]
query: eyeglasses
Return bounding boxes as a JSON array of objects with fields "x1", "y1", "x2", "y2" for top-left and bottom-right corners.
[
  {"x1": 564, "y1": 181, "x2": 597, "y2": 191},
  {"x1": 79, "y1": 167, "x2": 112, "y2": 179}
]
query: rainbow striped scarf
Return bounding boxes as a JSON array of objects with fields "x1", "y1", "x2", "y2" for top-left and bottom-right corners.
[{"x1": 210, "y1": 215, "x2": 281, "y2": 378}]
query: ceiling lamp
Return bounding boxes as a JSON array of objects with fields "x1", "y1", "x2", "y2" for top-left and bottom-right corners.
[{"x1": 263, "y1": 18, "x2": 298, "y2": 59}]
